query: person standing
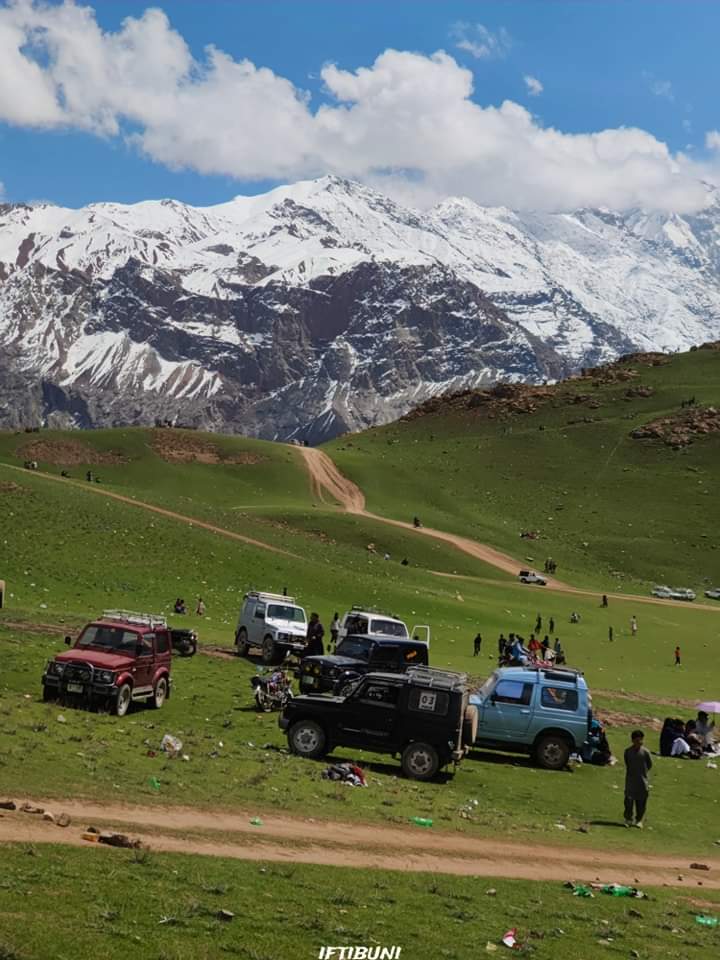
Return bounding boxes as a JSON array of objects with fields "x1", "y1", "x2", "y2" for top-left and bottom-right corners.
[
  {"x1": 601, "y1": 594, "x2": 608, "y2": 608},
  {"x1": 548, "y1": 616, "x2": 555, "y2": 634},
  {"x1": 473, "y1": 633, "x2": 482, "y2": 656},
  {"x1": 535, "y1": 613, "x2": 542, "y2": 633},
  {"x1": 196, "y1": 597, "x2": 206, "y2": 616},
  {"x1": 630, "y1": 616, "x2": 638, "y2": 637},
  {"x1": 497, "y1": 633, "x2": 507, "y2": 658},
  {"x1": 608, "y1": 625, "x2": 614, "y2": 642},
  {"x1": 674, "y1": 645, "x2": 681, "y2": 666},
  {"x1": 304, "y1": 612, "x2": 325, "y2": 657},
  {"x1": 623, "y1": 730, "x2": 652, "y2": 828},
  {"x1": 330, "y1": 612, "x2": 340, "y2": 652}
]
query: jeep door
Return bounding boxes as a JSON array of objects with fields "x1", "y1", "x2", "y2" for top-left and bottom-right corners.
[
  {"x1": 250, "y1": 601, "x2": 267, "y2": 646},
  {"x1": 478, "y1": 679, "x2": 534, "y2": 742},
  {"x1": 336, "y1": 680, "x2": 400, "y2": 747},
  {"x1": 133, "y1": 632, "x2": 155, "y2": 694}
]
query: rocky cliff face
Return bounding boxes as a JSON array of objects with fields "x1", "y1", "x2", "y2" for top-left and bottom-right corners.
[{"x1": 1, "y1": 177, "x2": 720, "y2": 441}]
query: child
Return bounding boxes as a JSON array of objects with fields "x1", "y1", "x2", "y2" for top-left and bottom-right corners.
[{"x1": 674, "y1": 645, "x2": 681, "y2": 666}]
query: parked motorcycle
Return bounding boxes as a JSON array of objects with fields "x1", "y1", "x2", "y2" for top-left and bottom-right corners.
[
  {"x1": 170, "y1": 628, "x2": 198, "y2": 657},
  {"x1": 250, "y1": 669, "x2": 293, "y2": 712}
]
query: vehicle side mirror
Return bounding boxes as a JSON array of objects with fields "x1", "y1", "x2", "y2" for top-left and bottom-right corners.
[{"x1": 64, "y1": 636, "x2": 72, "y2": 645}]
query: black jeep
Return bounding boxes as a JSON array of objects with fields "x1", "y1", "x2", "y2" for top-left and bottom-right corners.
[
  {"x1": 298, "y1": 633, "x2": 429, "y2": 695},
  {"x1": 279, "y1": 666, "x2": 477, "y2": 780}
]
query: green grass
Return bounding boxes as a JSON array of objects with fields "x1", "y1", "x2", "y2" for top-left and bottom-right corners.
[
  {"x1": 325, "y1": 349, "x2": 720, "y2": 593},
  {"x1": 0, "y1": 844, "x2": 718, "y2": 960}
]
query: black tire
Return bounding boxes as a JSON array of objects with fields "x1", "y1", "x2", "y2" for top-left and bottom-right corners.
[
  {"x1": 114, "y1": 683, "x2": 132, "y2": 717},
  {"x1": 178, "y1": 640, "x2": 196, "y2": 657},
  {"x1": 401, "y1": 742, "x2": 440, "y2": 781},
  {"x1": 534, "y1": 734, "x2": 571, "y2": 770},
  {"x1": 262, "y1": 634, "x2": 283, "y2": 666},
  {"x1": 288, "y1": 720, "x2": 327, "y2": 759},
  {"x1": 42, "y1": 685, "x2": 55, "y2": 702},
  {"x1": 151, "y1": 676, "x2": 168, "y2": 710},
  {"x1": 236, "y1": 627, "x2": 249, "y2": 657},
  {"x1": 462, "y1": 705, "x2": 479, "y2": 746}
]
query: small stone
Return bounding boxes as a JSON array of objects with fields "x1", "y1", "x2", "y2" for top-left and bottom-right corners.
[
  {"x1": 57, "y1": 714, "x2": 66, "y2": 724},
  {"x1": 0, "y1": 800, "x2": 17, "y2": 811},
  {"x1": 485, "y1": 888, "x2": 497, "y2": 896},
  {"x1": 216, "y1": 910, "x2": 234, "y2": 922},
  {"x1": 42, "y1": 811, "x2": 55, "y2": 823},
  {"x1": 690, "y1": 862, "x2": 710, "y2": 871},
  {"x1": 56, "y1": 813, "x2": 71, "y2": 828}
]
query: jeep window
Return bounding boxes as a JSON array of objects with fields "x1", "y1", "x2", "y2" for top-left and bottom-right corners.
[
  {"x1": 402, "y1": 644, "x2": 427, "y2": 664},
  {"x1": 371, "y1": 644, "x2": 399, "y2": 665},
  {"x1": 359, "y1": 682, "x2": 400, "y2": 706},
  {"x1": 541, "y1": 686, "x2": 578, "y2": 711},
  {"x1": 369, "y1": 619, "x2": 408, "y2": 638},
  {"x1": 493, "y1": 680, "x2": 533, "y2": 705},
  {"x1": 156, "y1": 632, "x2": 170, "y2": 654},
  {"x1": 78, "y1": 625, "x2": 140, "y2": 652},
  {"x1": 254, "y1": 603, "x2": 266, "y2": 620},
  {"x1": 267, "y1": 604, "x2": 306, "y2": 623},
  {"x1": 345, "y1": 615, "x2": 369, "y2": 634},
  {"x1": 336, "y1": 637, "x2": 373, "y2": 661},
  {"x1": 408, "y1": 688, "x2": 449, "y2": 716}
]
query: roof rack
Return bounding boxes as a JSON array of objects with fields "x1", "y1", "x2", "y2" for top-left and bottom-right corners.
[
  {"x1": 350, "y1": 604, "x2": 399, "y2": 619},
  {"x1": 405, "y1": 665, "x2": 468, "y2": 690},
  {"x1": 102, "y1": 609, "x2": 167, "y2": 629},
  {"x1": 246, "y1": 591, "x2": 297, "y2": 605}
]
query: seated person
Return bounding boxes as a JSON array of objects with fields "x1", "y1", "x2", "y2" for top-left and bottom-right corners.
[
  {"x1": 582, "y1": 719, "x2": 613, "y2": 765},
  {"x1": 659, "y1": 717, "x2": 675, "y2": 757},
  {"x1": 509, "y1": 635, "x2": 531, "y2": 665},
  {"x1": 696, "y1": 711, "x2": 716, "y2": 750}
]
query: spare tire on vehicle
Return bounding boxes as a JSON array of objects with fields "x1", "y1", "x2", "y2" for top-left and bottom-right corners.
[{"x1": 462, "y1": 705, "x2": 479, "y2": 746}]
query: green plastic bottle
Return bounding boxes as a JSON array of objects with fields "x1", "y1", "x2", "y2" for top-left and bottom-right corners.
[
  {"x1": 601, "y1": 884, "x2": 633, "y2": 897},
  {"x1": 695, "y1": 915, "x2": 719, "y2": 927},
  {"x1": 148, "y1": 776, "x2": 161, "y2": 791},
  {"x1": 410, "y1": 817, "x2": 433, "y2": 827}
]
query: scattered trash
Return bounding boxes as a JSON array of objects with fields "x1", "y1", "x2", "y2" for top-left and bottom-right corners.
[
  {"x1": 146, "y1": 750, "x2": 157, "y2": 758},
  {"x1": 690, "y1": 863, "x2": 710, "y2": 871},
  {"x1": 485, "y1": 944, "x2": 498, "y2": 953},
  {"x1": 249, "y1": 817, "x2": 263, "y2": 827},
  {"x1": 158, "y1": 916, "x2": 178, "y2": 926},
  {"x1": 216, "y1": 909, "x2": 235, "y2": 922},
  {"x1": 181, "y1": 754, "x2": 190, "y2": 762},
  {"x1": 57, "y1": 714, "x2": 66, "y2": 724},
  {"x1": 98, "y1": 832, "x2": 143, "y2": 850},
  {"x1": 160, "y1": 734, "x2": 183, "y2": 758},
  {"x1": 501, "y1": 929, "x2": 518, "y2": 949},
  {"x1": 42, "y1": 812, "x2": 55, "y2": 823},
  {"x1": 571, "y1": 885, "x2": 594, "y2": 898},
  {"x1": 0, "y1": 800, "x2": 17, "y2": 811},
  {"x1": 19, "y1": 803, "x2": 44, "y2": 815},
  {"x1": 695, "y1": 915, "x2": 718, "y2": 926},
  {"x1": 323, "y1": 762, "x2": 367, "y2": 787},
  {"x1": 707, "y1": 761, "x2": 718, "y2": 769},
  {"x1": 601, "y1": 884, "x2": 647, "y2": 899},
  {"x1": 148, "y1": 777, "x2": 161, "y2": 791},
  {"x1": 486, "y1": 888, "x2": 497, "y2": 897},
  {"x1": 56, "y1": 813, "x2": 71, "y2": 828},
  {"x1": 410, "y1": 817, "x2": 433, "y2": 827},
  {"x1": 82, "y1": 831, "x2": 100, "y2": 843},
  {"x1": 628, "y1": 908, "x2": 643, "y2": 919}
]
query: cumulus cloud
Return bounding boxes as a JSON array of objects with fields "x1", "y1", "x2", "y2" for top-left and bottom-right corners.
[
  {"x1": 524, "y1": 75, "x2": 543, "y2": 96},
  {"x1": 706, "y1": 131, "x2": 720, "y2": 151},
  {"x1": 0, "y1": 1, "x2": 714, "y2": 213},
  {"x1": 450, "y1": 21, "x2": 512, "y2": 60}
]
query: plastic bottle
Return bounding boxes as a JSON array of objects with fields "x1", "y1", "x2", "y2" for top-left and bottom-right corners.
[
  {"x1": 695, "y1": 915, "x2": 719, "y2": 927},
  {"x1": 601, "y1": 884, "x2": 633, "y2": 897},
  {"x1": 410, "y1": 817, "x2": 433, "y2": 827},
  {"x1": 148, "y1": 776, "x2": 161, "y2": 791}
]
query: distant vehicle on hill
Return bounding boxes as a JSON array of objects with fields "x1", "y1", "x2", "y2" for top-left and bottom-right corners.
[
  {"x1": 518, "y1": 569, "x2": 547, "y2": 586},
  {"x1": 704, "y1": 588, "x2": 720, "y2": 600},
  {"x1": 652, "y1": 585, "x2": 695, "y2": 601}
]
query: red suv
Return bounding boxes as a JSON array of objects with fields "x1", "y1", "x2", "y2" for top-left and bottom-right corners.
[{"x1": 42, "y1": 610, "x2": 172, "y2": 717}]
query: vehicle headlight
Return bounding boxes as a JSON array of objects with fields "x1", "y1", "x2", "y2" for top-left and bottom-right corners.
[
  {"x1": 96, "y1": 670, "x2": 114, "y2": 684},
  {"x1": 313, "y1": 665, "x2": 321, "y2": 675},
  {"x1": 303, "y1": 663, "x2": 313, "y2": 673},
  {"x1": 48, "y1": 660, "x2": 65, "y2": 676}
]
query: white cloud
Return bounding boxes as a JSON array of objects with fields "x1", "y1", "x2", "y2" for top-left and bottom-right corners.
[
  {"x1": 450, "y1": 22, "x2": 512, "y2": 60},
  {"x1": 706, "y1": 131, "x2": 720, "y2": 151},
  {"x1": 643, "y1": 71, "x2": 674, "y2": 102},
  {"x1": 524, "y1": 75, "x2": 543, "y2": 97},
  {"x1": 0, "y1": 1, "x2": 714, "y2": 214}
]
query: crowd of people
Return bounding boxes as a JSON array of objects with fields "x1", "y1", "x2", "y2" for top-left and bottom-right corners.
[
  {"x1": 493, "y1": 627, "x2": 567, "y2": 666},
  {"x1": 660, "y1": 711, "x2": 717, "y2": 758}
]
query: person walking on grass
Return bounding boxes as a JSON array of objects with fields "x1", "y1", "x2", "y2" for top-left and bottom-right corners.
[
  {"x1": 675, "y1": 645, "x2": 681, "y2": 666},
  {"x1": 473, "y1": 633, "x2": 482, "y2": 656},
  {"x1": 630, "y1": 616, "x2": 638, "y2": 637},
  {"x1": 608, "y1": 625, "x2": 614, "y2": 643},
  {"x1": 623, "y1": 730, "x2": 652, "y2": 829},
  {"x1": 535, "y1": 613, "x2": 542, "y2": 633},
  {"x1": 330, "y1": 612, "x2": 340, "y2": 652},
  {"x1": 497, "y1": 633, "x2": 507, "y2": 658},
  {"x1": 601, "y1": 594, "x2": 608, "y2": 608},
  {"x1": 548, "y1": 616, "x2": 555, "y2": 634}
]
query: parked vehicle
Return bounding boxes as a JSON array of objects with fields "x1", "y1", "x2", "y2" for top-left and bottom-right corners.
[
  {"x1": 336, "y1": 606, "x2": 430, "y2": 646},
  {"x1": 652, "y1": 585, "x2": 696, "y2": 601},
  {"x1": 280, "y1": 666, "x2": 476, "y2": 780},
  {"x1": 170, "y1": 627, "x2": 198, "y2": 657},
  {"x1": 298, "y1": 633, "x2": 429, "y2": 695},
  {"x1": 651, "y1": 585, "x2": 674, "y2": 599},
  {"x1": 250, "y1": 668, "x2": 293, "y2": 712},
  {"x1": 235, "y1": 591, "x2": 307, "y2": 664},
  {"x1": 518, "y1": 570, "x2": 547, "y2": 586},
  {"x1": 42, "y1": 610, "x2": 173, "y2": 717},
  {"x1": 469, "y1": 665, "x2": 592, "y2": 770},
  {"x1": 704, "y1": 588, "x2": 720, "y2": 600}
]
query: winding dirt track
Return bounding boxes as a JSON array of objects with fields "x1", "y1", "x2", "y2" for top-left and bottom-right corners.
[
  {"x1": 1, "y1": 799, "x2": 718, "y2": 888},
  {"x1": 296, "y1": 447, "x2": 720, "y2": 611}
]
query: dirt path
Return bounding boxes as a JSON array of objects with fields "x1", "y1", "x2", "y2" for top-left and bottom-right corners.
[
  {"x1": 0, "y1": 462, "x2": 297, "y2": 559},
  {"x1": 2, "y1": 799, "x2": 717, "y2": 888},
  {"x1": 296, "y1": 447, "x2": 720, "y2": 612}
]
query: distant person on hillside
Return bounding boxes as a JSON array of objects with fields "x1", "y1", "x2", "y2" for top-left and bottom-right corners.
[
  {"x1": 553, "y1": 638, "x2": 566, "y2": 665},
  {"x1": 548, "y1": 616, "x2": 555, "y2": 634},
  {"x1": 608, "y1": 626, "x2": 614, "y2": 642},
  {"x1": 330, "y1": 612, "x2": 340, "y2": 651},
  {"x1": 196, "y1": 598, "x2": 206, "y2": 616},
  {"x1": 497, "y1": 633, "x2": 507, "y2": 657},
  {"x1": 630, "y1": 616, "x2": 638, "y2": 637},
  {"x1": 86, "y1": 470, "x2": 93, "y2": 482},
  {"x1": 473, "y1": 633, "x2": 482, "y2": 656},
  {"x1": 412, "y1": 516, "x2": 421, "y2": 528},
  {"x1": 541, "y1": 635, "x2": 550, "y2": 659},
  {"x1": 304, "y1": 612, "x2": 325, "y2": 657},
  {"x1": 535, "y1": 614, "x2": 542, "y2": 633},
  {"x1": 570, "y1": 611, "x2": 580, "y2": 624},
  {"x1": 601, "y1": 594, "x2": 608, "y2": 608},
  {"x1": 674, "y1": 645, "x2": 681, "y2": 666},
  {"x1": 623, "y1": 730, "x2": 652, "y2": 828},
  {"x1": 401, "y1": 557, "x2": 409, "y2": 566}
]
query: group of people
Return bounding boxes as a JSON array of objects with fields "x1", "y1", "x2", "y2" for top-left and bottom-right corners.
[
  {"x1": 660, "y1": 711, "x2": 716, "y2": 758},
  {"x1": 494, "y1": 631, "x2": 566, "y2": 666},
  {"x1": 173, "y1": 597, "x2": 206, "y2": 616}
]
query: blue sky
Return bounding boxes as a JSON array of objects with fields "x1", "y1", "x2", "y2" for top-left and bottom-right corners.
[{"x1": 0, "y1": 0, "x2": 718, "y2": 212}]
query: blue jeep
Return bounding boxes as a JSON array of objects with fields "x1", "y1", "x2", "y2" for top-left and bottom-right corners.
[{"x1": 469, "y1": 665, "x2": 592, "y2": 769}]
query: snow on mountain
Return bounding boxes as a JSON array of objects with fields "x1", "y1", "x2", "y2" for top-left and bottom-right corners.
[{"x1": 1, "y1": 176, "x2": 720, "y2": 440}]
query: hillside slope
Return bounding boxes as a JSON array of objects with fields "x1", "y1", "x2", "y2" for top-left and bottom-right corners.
[{"x1": 326, "y1": 346, "x2": 720, "y2": 592}]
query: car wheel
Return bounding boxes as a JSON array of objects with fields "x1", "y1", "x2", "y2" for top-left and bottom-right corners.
[
  {"x1": 288, "y1": 720, "x2": 327, "y2": 759},
  {"x1": 534, "y1": 734, "x2": 570, "y2": 770},
  {"x1": 401, "y1": 742, "x2": 440, "y2": 781},
  {"x1": 262, "y1": 635, "x2": 282, "y2": 665},
  {"x1": 114, "y1": 683, "x2": 132, "y2": 717},
  {"x1": 151, "y1": 676, "x2": 168, "y2": 709},
  {"x1": 462, "y1": 705, "x2": 479, "y2": 746},
  {"x1": 236, "y1": 627, "x2": 249, "y2": 657}
]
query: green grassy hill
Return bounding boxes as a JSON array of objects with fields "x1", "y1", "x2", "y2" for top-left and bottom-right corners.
[{"x1": 325, "y1": 347, "x2": 720, "y2": 594}]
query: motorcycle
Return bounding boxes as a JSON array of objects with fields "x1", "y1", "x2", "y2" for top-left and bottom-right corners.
[
  {"x1": 250, "y1": 669, "x2": 293, "y2": 712},
  {"x1": 170, "y1": 628, "x2": 198, "y2": 657}
]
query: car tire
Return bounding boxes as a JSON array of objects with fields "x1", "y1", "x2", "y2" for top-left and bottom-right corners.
[
  {"x1": 262, "y1": 635, "x2": 283, "y2": 666},
  {"x1": 288, "y1": 720, "x2": 327, "y2": 759},
  {"x1": 401, "y1": 742, "x2": 440, "y2": 781},
  {"x1": 534, "y1": 734, "x2": 570, "y2": 770},
  {"x1": 114, "y1": 683, "x2": 132, "y2": 718},
  {"x1": 462, "y1": 705, "x2": 479, "y2": 746},
  {"x1": 236, "y1": 627, "x2": 249, "y2": 657},
  {"x1": 151, "y1": 676, "x2": 168, "y2": 710}
]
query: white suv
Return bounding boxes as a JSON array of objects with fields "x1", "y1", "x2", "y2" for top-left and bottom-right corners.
[
  {"x1": 235, "y1": 591, "x2": 307, "y2": 664},
  {"x1": 338, "y1": 607, "x2": 430, "y2": 646},
  {"x1": 518, "y1": 570, "x2": 547, "y2": 586}
]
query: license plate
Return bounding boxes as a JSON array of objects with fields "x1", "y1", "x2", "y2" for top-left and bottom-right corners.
[{"x1": 66, "y1": 682, "x2": 84, "y2": 694}]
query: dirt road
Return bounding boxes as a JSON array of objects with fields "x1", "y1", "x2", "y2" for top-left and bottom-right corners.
[
  {"x1": 296, "y1": 447, "x2": 720, "y2": 611},
  {"x1": 1, "y1": 798, "x2": 717, "y2": 888}
]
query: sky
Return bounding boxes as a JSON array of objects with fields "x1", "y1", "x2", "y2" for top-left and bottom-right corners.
[{"x1": 1, "y1": 0, "x2": 719, "y2": 213}]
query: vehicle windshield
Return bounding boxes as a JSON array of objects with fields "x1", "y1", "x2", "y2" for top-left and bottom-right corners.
[
  {"x1": 78, "y1": 625, "x2": 140, "y2": 653},
  {"x1": 336, "y1": 636, "x2": 373, "y2": 661},
  {"x1": 474, "y1": 675, "x2": 497, "y2": 699},
  {"x1": 370, "y1": 619, "x2": 408, "y2": 637},
  {"x1": 267, "y1": 605, "x2": 306, "y2": 623}
]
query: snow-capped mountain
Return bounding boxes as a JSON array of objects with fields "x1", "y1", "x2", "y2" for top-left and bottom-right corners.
[{"x1": 1, "y1": 175, "x2": 720, "y2": 440}]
